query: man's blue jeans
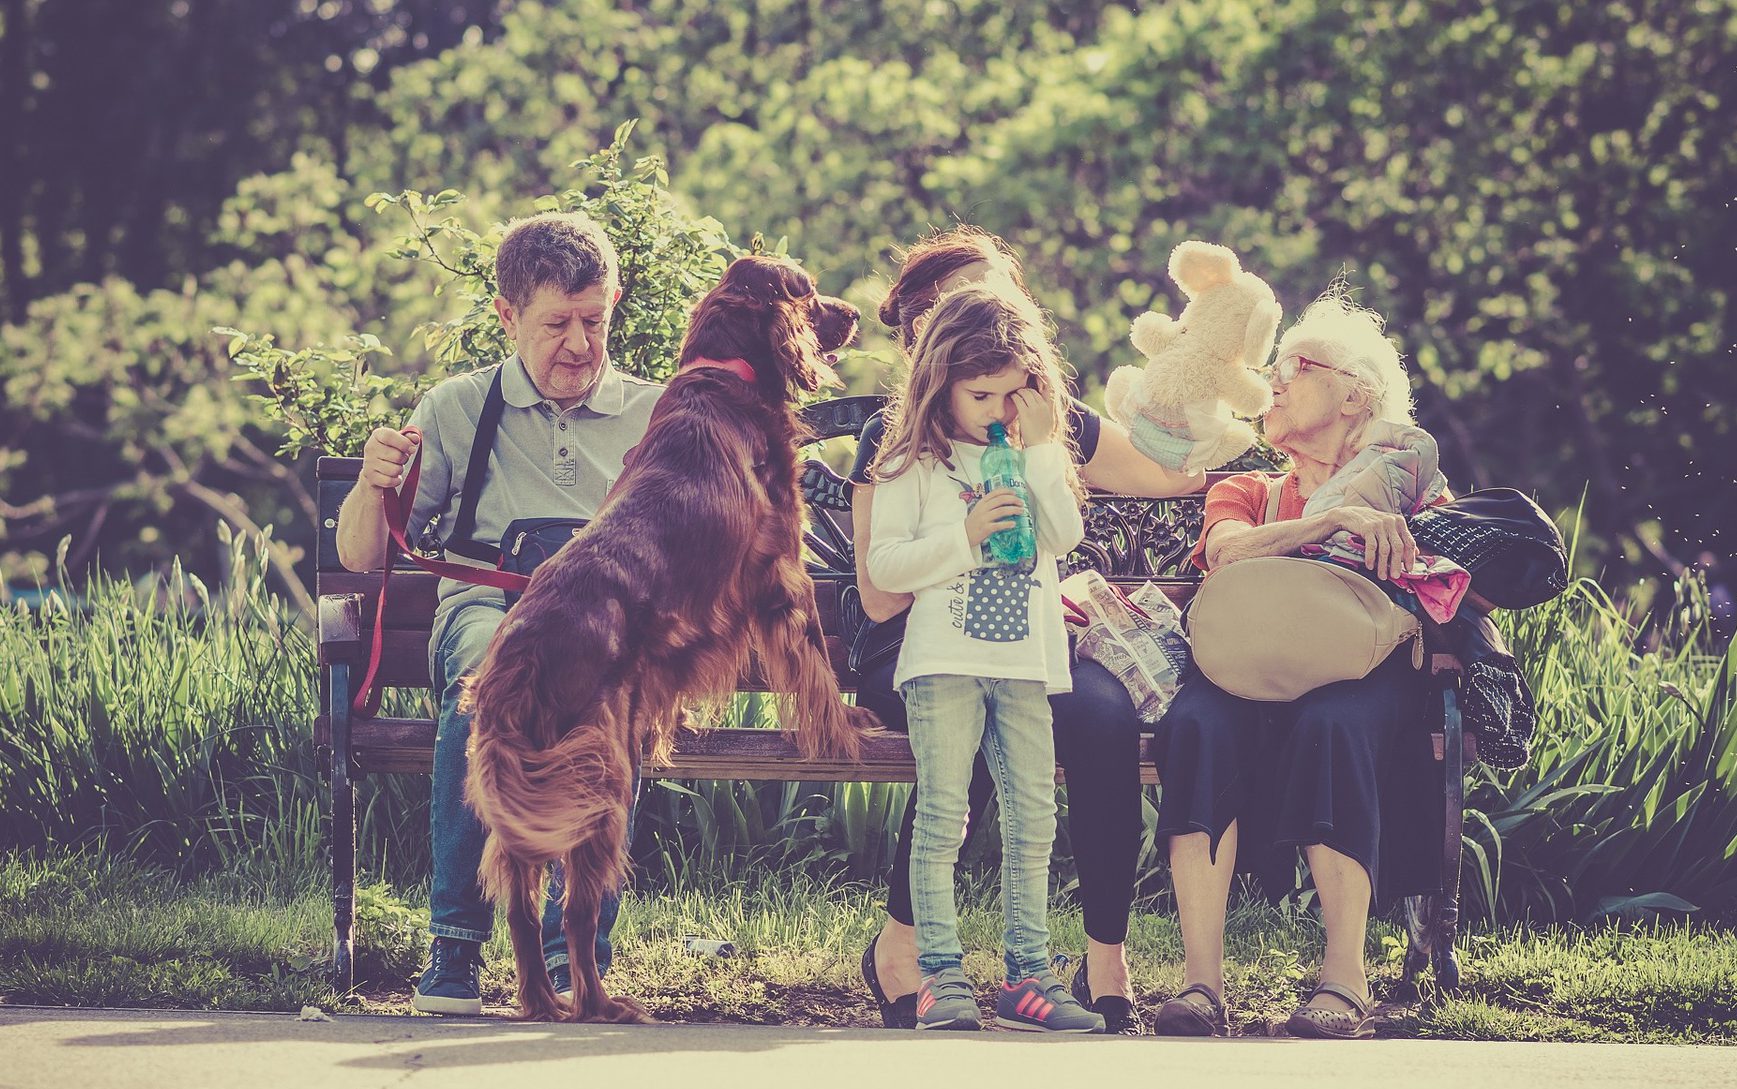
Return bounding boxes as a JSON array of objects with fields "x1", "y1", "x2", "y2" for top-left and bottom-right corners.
[
  {"x1": 429, "y1": 599, "x2": 632, "y2": 973},
  {"x1": 901, "y1": 674, "x2": 1057, "y2": 981}
]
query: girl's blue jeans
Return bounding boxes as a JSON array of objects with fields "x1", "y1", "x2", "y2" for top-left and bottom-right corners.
[{"x1": 901, "y1": 674, "x2": 1057, "y2": 981}]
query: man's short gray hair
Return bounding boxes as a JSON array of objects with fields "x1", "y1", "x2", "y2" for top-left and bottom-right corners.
[{"x1": 495, "y1": 212, "x2": 620, "y2": 310}]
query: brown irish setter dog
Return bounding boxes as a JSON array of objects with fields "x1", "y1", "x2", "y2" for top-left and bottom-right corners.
[{"x1": 462, "y1": 256, "x2": 881, "y2": 1023}]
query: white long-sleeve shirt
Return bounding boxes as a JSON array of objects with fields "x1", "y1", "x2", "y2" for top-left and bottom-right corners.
[{"x1": 868, "y1": 440, "x2": 1086, "y2": 693}]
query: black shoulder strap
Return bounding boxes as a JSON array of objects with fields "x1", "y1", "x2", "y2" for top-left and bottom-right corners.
[{"x1": 444, "y1": 365, "x2": 507, "y2": 563}]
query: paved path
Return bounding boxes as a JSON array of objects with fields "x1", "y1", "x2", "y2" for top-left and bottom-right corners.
[{"x1": 2, "y1": 1006, "x2": 1732, "y2": 1089}]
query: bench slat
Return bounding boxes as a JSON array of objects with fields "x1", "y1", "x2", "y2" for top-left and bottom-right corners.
[
  {"x1": 327, "y1": 633, "x2": 859, "y2": 689},
  {"x1": 312, "y1": 570, "x2": 851, "y2": 634},
  {"x1": 317, "y1": 716, "x2": 1162, "y2": 784}
]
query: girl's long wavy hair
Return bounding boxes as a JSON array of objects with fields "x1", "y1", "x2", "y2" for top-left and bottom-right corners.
[{"x1": 872, "y1": 284, "x2": 1085, "y2": 504}]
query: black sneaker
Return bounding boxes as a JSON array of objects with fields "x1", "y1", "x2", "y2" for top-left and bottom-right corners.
[
  {"x1": 1059, "y1": 953, "x2": 1146, "y2": 1036},
  {"x1": 412, "y1": 937, "x2": 482, "y2": 1015},
  {"x1": 549, "y1": 962, "x2": 571, "y2": 998}
]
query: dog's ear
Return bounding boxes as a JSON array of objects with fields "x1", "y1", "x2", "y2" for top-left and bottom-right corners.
[
  {"x1": 719, "y1": 256, "x2": 837, "y2": 394},
  {"x1": 720, "y1": 255, "x2": 815, "y2": 305},
  {"x1": 767, "y1": 285, "x2": 826, "y2": 393}
]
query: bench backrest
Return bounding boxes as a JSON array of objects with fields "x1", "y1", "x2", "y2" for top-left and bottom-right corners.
[{"x1": 314, "y1": 395, "x2": 1226, "y2": 696}]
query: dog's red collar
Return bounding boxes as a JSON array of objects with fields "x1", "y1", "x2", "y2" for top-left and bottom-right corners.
[{"x1": 683, "y1": 356, "x2": 757, "y2": 383}]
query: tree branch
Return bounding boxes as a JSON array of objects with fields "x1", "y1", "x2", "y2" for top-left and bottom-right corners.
[
  {"x1": 229, "y1": 433, "x2": 319, "y2": 524},
  {"x1": 61, "y1": 500, "x2": 110, "y2": 577},
  {"x1": 0, "y1": 482, "x2": 131, "y2": 523}
]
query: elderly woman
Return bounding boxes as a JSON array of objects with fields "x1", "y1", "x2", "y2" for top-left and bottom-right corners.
[
  {"x1": 852, "y1": 228, "x2": 1203, "y2": 1033},
  {"x1": 1150, "y1": 291, "x2": 1445, "y2": 1039}
]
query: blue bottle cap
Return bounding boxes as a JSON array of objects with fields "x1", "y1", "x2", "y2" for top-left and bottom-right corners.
[{"x1": 987, "y1": 422, "x2": 1008, "y2": 442}]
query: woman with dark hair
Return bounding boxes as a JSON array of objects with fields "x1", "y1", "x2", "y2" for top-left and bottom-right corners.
[{"x1": 852, "y1": 227, "x2": 1202, "y2": 1033}]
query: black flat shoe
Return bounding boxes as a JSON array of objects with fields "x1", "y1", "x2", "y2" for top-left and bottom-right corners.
[
  {"x1": 861, "y1": 933, "x2": 918, "y2": 1029},
  {"x1": 1060, "y1": 953, "x2": 1146, "y2": 1036},
  {"x1": 1155, "y1": 982, "x2": 1229, "y2": 1037}
]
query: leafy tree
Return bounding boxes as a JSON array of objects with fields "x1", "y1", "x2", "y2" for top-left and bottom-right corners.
[
  {"x1": 0, "y1": 0, "x2": 505, "y2": 321},
  {"x1": 228, "y1": 122, "x2": 740, "y2": 460},
  {"x1": 3, "y1": 0, "x2": 1731, "y2": 606}
]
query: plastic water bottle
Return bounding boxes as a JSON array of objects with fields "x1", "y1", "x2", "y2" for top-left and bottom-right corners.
[{"x1": 982, "y1": 422, "x2": 1037, "y2": 567}]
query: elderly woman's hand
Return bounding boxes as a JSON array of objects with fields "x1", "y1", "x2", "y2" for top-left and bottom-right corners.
[{"x1": 1331, "y1": 505, "x2": 1419, "y2": 582}]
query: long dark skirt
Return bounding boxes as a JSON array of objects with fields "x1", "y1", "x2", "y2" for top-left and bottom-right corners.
[{"x1": 1151, "y1": 652, "x2": 1444, "y2": 905}]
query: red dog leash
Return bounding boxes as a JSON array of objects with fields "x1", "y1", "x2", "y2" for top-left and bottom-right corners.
[{"x1": 351, "y1": 426, "x2": 531, "y2": 716}]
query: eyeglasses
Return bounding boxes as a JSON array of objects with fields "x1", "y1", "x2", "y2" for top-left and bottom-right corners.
[{"x1": 1266, "y1": 355, "x2": 1355, "y2": 386}]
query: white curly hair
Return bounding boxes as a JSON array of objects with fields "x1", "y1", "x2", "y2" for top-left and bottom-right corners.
[{"x1": 1272, "y1": 286, "x2": 1414, "y2": 427}]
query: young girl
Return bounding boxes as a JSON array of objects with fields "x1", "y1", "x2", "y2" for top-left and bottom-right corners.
[{"x1": 866, "y1": 285, "x2": 1099, "y2": 1033}]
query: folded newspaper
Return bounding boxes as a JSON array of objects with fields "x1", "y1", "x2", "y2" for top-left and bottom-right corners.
[{"x1": 1060, "y1": 570, "x2": 1192, "y2": 724}]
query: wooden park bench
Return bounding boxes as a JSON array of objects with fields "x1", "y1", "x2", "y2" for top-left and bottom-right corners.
[{"x1": 313, "y1": 395, "x2": 1474, "y2": 996}]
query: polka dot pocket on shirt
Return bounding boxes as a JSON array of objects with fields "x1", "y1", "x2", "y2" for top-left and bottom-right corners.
[{"x1": 965, "y1": 567, "x2": 1034, "y2": 643}]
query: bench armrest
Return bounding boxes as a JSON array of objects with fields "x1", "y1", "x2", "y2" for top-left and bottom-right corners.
[{"x1": 318, "y1": 593, "x2": 365, "y2": 665}]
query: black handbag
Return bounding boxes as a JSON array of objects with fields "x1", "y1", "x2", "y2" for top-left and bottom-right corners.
[
  {"x1": 498, "y1": 517, "x2": 590, "y2": 606},
  {"x1": 839, "y1": 583, "x2": 907, "y2": 678},
  {"x1": 1408, "y1": 488, "x2": 1568, "y2": 609}
]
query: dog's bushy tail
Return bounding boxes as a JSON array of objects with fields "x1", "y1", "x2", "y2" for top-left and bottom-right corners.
[
  {"x1": 464, "y1": 648, "x2": 638, "y2": 914},
  {"x1": 467, "y1": 718, "x2": 637, "y2": 911}
]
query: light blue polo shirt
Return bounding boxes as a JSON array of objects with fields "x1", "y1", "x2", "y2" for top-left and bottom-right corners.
[{"x1": 404, "y1": 353, "x2": 664, "y2": 627}]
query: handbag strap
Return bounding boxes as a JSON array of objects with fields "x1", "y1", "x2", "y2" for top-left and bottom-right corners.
[
  {"x1": 1061, "y1": 594, "x2": 1090, "y2": 626},
  {"x1": 1062, "y1": 585, "x2": 1152, "y2": 625},
  {"x1": 351, "y1": 426, "x2": 530, "y2": 717},
  {"x1": 1264, "y1": 474, "x2": 1284, "y2": 524},
  {"x1": 443, "y1": 365, "x2": 508, "y2": 564}
]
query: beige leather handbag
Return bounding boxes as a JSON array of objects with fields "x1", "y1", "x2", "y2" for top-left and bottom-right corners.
[{"x1": 1186, "y1": 477, "x2": 1423, "y2": 702}]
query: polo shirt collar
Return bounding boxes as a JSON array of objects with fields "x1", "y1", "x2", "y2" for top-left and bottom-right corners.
[{"x1": 500, "y1": 353, "x2": 626, "y2": 416}]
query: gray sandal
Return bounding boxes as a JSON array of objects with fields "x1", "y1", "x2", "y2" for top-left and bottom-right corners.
[{"x1": 1286, "y1": 981, "x2": 1375, "y2": 1039}]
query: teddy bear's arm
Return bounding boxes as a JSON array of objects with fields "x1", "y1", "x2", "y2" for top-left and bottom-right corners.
[{"x1": 1222, "y1": 365, "x2": 1275, "y2": 417}]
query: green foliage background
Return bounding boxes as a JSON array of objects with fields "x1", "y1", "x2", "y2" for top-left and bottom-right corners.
[{"x1": 3, "y1": 0, "x2": 1734, "y2": 607}]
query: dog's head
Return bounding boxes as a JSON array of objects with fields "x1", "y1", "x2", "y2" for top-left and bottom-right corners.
[{"x1": 679, "y1": 256, "x2": 859, "y2": 396}]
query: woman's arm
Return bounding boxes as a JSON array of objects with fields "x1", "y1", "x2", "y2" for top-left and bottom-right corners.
[
  {"x1": 1025, "y1": 443, "x2": 1086, "y2": 557},
  {"x1": 852, "y1": 484, "x2": 916, "y2": 622},
  {"x1": 1080, "y1": 418, "x2": 1206, "y2": 498},
  {"x1": 1202, "y1": 513, "x2": 1338, "y2": 571},
  {"x1": 1204, "y1": 504, "x2": 1418, "y2": 578}
]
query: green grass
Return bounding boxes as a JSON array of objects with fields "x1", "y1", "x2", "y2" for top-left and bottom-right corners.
[
  {"x1": 4, "y1": 527, "x2": 1735, "y2": 929},
  {"x1": 3, "y1": 851, "x2": 1733, "y2": 1042}
]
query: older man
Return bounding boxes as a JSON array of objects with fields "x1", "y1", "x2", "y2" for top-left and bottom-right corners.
[{"x1": 338, "y1": 212, "x2": 662, "y2": 1014}]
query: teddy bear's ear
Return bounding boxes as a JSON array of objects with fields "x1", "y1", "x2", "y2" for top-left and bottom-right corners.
[
  {"x1": 1169, "y1": 241, "x2": 1240, "y2": 297},
  {"x1": 1130, "y1": 310, "x2": 1179, "y2": 356}
]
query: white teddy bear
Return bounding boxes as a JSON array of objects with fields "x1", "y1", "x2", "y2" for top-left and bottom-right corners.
[{"x1": 1104, "y1": 241, "x2": 1281, "y2": 474}]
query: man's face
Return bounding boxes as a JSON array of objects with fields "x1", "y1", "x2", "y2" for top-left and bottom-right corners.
[{"x1": 495, "y1": 282, "x2": 616, "y2": 408}]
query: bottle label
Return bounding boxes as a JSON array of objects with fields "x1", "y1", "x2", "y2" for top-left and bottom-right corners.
[{"x1": 980, "y1": 472, "x2": 1037, "y2": 569}]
